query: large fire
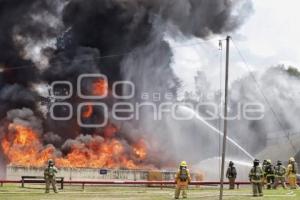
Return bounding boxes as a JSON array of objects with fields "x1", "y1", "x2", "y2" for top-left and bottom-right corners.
[
  {"x1": 1, "y1": 124, "x2": 55, "y2": 167},
  {"x1": 0, "y1": 77, "x2": 151, "y2": 169},
  {"x1": 1, "y1": 123, "x2": 149, "y2": 169},
  {"x1": 56, "y1": 138, "x2": 137, "y2": 169}
]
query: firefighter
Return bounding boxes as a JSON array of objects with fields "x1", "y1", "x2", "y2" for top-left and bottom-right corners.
[
  {"x1": 286, "y1": 157, "x2": 298, "y2": 189},
  {"x1": 265, "y1": 159, "x2": 275, "y2": 189},
  {"x1": 249, "y1": 159, "x2": 264, "y2": 197},
  {"x1": 44, "y1": 159, "x2": 58, "y2": 193},
  {"x1": 226, "y1": 161, "x2": 237, "y2": 189},
  {"x1": 262, "y1": 160, "x2": 268, "y2": 188},
  {"x1": 274, "y1": 160, "x2": 286, "y2": 189},
  {"x1": 175, "y1": 161, "x2": 191, "y2": 199}
]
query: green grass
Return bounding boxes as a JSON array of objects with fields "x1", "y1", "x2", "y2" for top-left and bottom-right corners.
[{"x1": 0, "y1": 184, "x2": 299, "y2": 200}]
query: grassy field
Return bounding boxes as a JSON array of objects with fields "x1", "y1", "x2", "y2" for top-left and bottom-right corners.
[{"x1": 0, "y1": 184, "x2": 299, "y2": 200}]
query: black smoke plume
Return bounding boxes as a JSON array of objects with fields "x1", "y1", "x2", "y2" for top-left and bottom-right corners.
[{"x1": 0, "y1": 0, "x2": 253, "y2": 168}]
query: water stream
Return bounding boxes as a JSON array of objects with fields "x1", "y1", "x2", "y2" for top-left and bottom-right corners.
[{"x1": 179, "y1": 106, "x2": 255, "y2": 161}]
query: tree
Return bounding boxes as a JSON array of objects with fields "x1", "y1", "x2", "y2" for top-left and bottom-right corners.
[{"x1": 287, "y1": 66, "x2": 300, "y2": 77}]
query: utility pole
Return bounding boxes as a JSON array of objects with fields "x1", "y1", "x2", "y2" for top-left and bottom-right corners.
[{"x1": 219, "y1": 36, "x2": 231, "y2": 200}]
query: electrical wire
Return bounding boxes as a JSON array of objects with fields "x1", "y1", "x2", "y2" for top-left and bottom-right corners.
[
  {"x1": 230, "y1": 38, "x2": 298, "y2": 154},
  {"x1": 0, "y1": 38, "x2": 224, "y2": 72}
]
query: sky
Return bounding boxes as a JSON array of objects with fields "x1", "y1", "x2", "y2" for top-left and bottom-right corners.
[
  {"x1": 235, "y1": 0, "x2": 300, "y2": 69},
  {"x1": 171, "y1": 0, "x2": 300, "y2": 96}
]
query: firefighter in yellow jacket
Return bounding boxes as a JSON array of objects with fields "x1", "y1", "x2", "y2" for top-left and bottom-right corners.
[
  {"x1": 286, "y1": 157, "x2": 298, "y2": 189},
  {"x1": 175, "y1": 161, "x2": 191, "y2": 199},
  {"x1": 44, "y1": 159, "x2": 58, "y2": 193}
]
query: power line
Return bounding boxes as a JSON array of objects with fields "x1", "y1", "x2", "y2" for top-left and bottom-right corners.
[
  {"x1": 231, "y1": 38, "x2": 298, "y2": 154},
  {"x1": 0, "y1": 38, "x2": 223, "y2": 72}
]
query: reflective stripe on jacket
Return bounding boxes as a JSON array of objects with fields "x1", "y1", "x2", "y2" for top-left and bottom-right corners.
[
  {"x1": 249, "y1": 166, "x2": 264, "y2": 183},
  {"x1": 274, "y1": 165, "x2": 286, "y2": 177}
]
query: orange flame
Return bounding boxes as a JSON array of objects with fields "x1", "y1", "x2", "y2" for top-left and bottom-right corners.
[
  {"x1": 133, "y1": 139, "x2": 147, "y2": 160},
  {"x1": 82, "y1": 104, "x2": 93, "y2": 118},
  {"x1": 56, "y1": 138, "x2": 133, "y2": 168},
  {"x1": 1, "y1": 123, "x2": 150, "y2": 169},
  {"x1": 92, "y1": 79, "x2": 108, "y2": 96},
  {"x1": 1, "y1": 124, "x2": 54, "y2": 167}
]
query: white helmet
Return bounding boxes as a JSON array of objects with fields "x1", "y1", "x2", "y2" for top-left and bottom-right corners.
[{"x1": 289, "y1": 157, "x2": 295, "y2": 162}]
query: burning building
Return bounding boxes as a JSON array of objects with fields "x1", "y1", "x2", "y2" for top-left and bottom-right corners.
[{"x1": 0, "y1": 0, "x2": 253, "y2": 178}]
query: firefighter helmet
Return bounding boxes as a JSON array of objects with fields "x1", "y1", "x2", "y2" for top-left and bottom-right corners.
[
  {"x1": 277, "y1": 160, "x2": 282, "y2": 165},
  {"x1": 180, "y1": 161, "x2": 188, "y2": 167},
  {"x1": 253, "y1": 159, "x2": 260, "y2": 166},
  {"x1": 289, "y1": 157, "x2": 295, "y2": 162},
  {"x1": 48, "y1": 159, "x2": 54, "y2": 165}
]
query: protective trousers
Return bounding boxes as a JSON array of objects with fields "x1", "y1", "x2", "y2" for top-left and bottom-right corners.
[
  {"x1": 266, "y1": 176, "x2": 275, "y2": 189},
  {"x1": 288, "y1": 175, "x2": 298, "y2": 189},
  {"x1": 45, "y1": 177, "x2": 57, "y2": 193},
  {"x1": 252, "y1": 183, "x2": 263, "y2": 197},
  {"x1": 228, "y1": 178, "x2": 236, "y2": 189},
  {"x1": 175, "y1": 184, "x2": 188, "y2": 199},
  {"x1": 274, "y1": 177, "x2": 286, "y2": 189}
]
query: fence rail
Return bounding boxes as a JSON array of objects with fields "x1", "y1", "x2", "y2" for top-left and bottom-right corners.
[
  {"x1": 0, "y1": 180, "x2": 252, "y2": 189},
  {"x1": 1, "y1": 180, "x2": 299, "y2": 190}
]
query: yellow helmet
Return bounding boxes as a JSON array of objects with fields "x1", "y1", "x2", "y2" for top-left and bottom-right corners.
[
  {"x1": 289, "y1": 157, "x2": 295, "y2": 162},
  {"x1": 180, "y1": 161, "x2": 187, "y2": 167},
  {"x1": 267, "y1": 159, "x2": 272, "y2": 164}
]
